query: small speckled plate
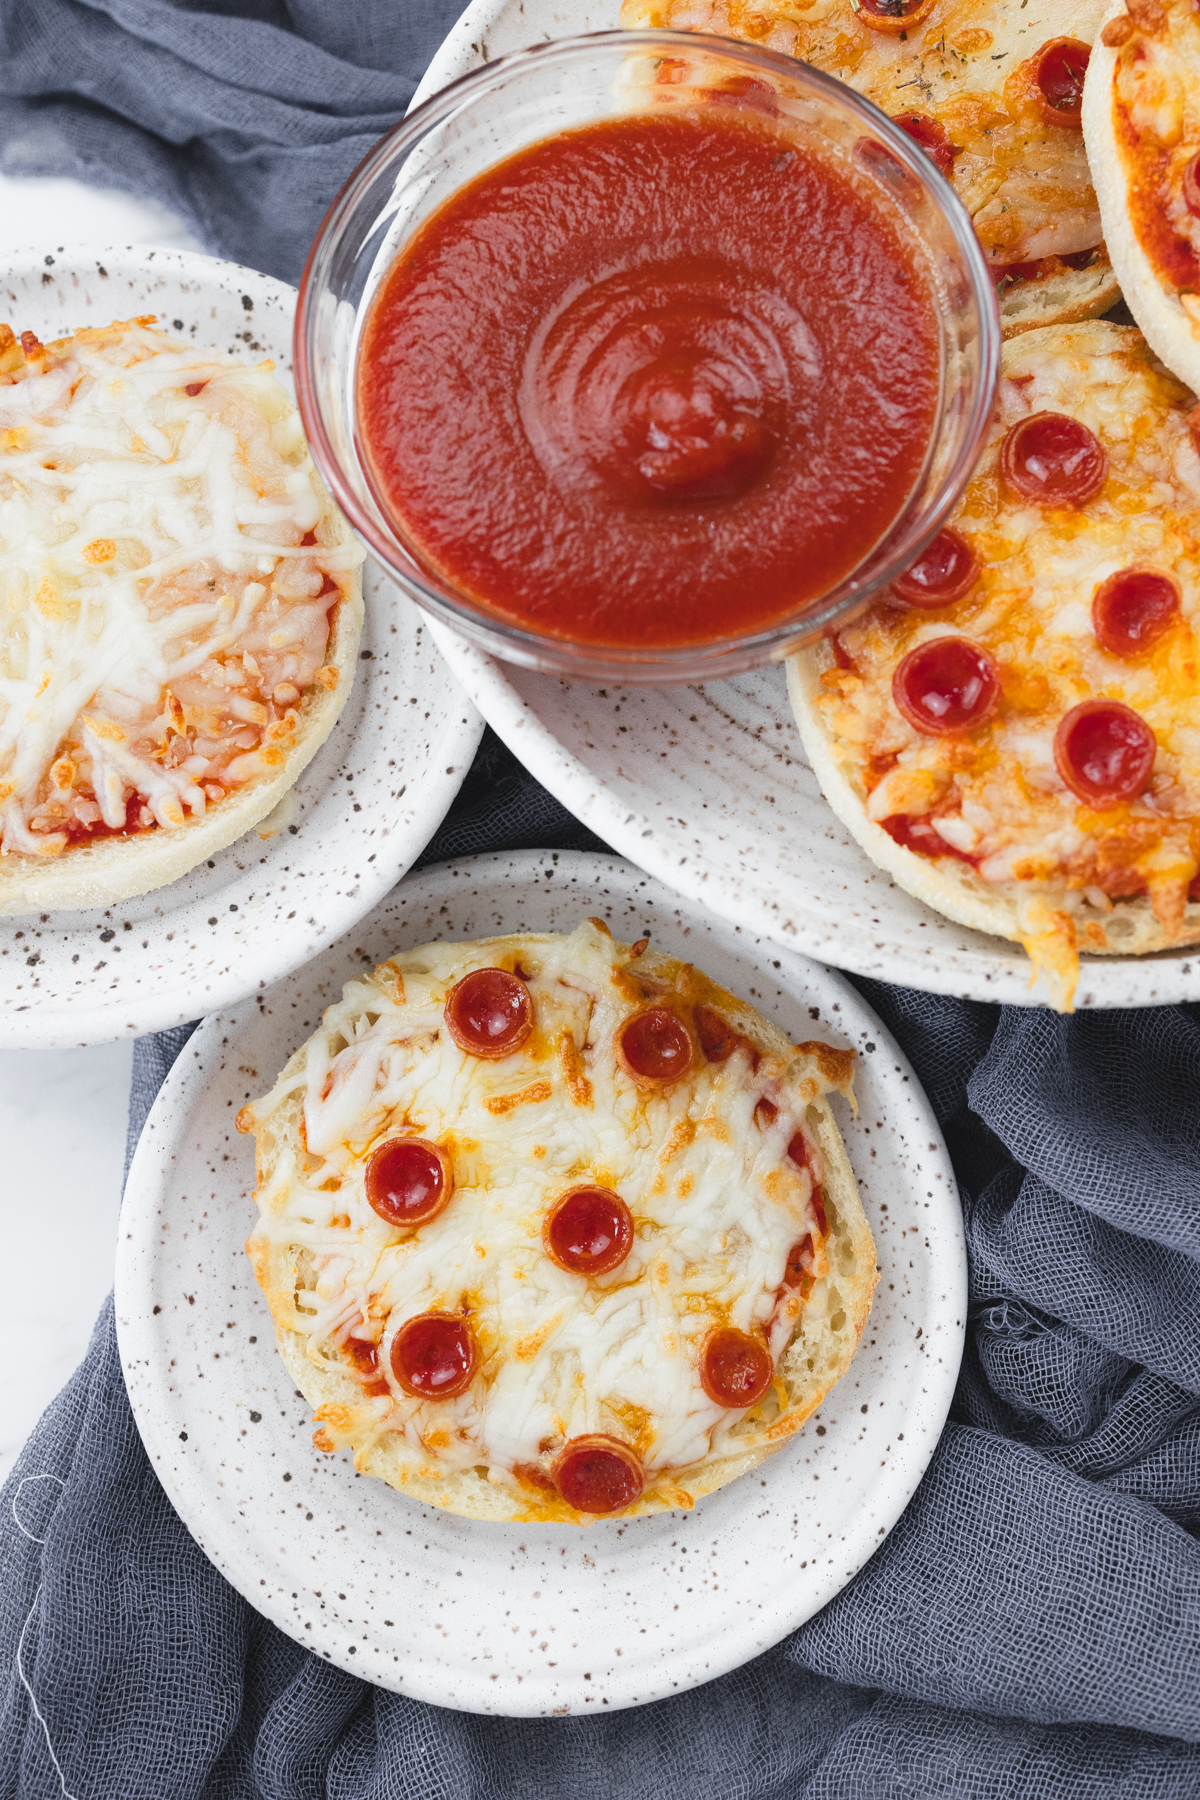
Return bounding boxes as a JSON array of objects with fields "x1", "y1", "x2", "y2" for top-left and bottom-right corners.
[
  {"x1": 115, "y1": 849, "x2": 965, "y2": 1717},
  {"x1": 0, "y1": 247, "x2": 482, "y2": 1047},
  {"x1": 411, "y1": 0, "x2": 1200, "y2": 1013}
]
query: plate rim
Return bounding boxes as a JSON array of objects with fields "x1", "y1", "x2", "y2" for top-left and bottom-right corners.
[
  {"x1": 0, "y1": 243, "x2": 483, "y2": 1048},
  {"x1": 115, "y1": 845, "x2": 967, "y2": 1716},
  {"x1": 412, "y1": 0, "x2": 1200, "y2": 1014}
]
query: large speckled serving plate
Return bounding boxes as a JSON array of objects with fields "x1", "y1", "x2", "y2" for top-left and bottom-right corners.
[
  {"x1": 411, "y1": 0, "x2": 1200, "y2": 1013},
  {"x1": 0, "y1": 247, "x2": 482, "y2": 1047},
  {"x1": 115, "y1": 848, "x2": 964, "y2": 1717}
]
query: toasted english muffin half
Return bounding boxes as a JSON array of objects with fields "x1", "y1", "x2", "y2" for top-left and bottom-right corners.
[
  {"x1": 1083, "y1": 0, "x2": 1200, "y2": 390},
  {"x1": 239, "y1": 920, "x2": 876, "y2": 1524},
  {"x1": 0, "y1": 317, "x2": 363, "y2": 914},
  {"x1": 619, "y1": 0, "x2": 1121, "y2": 333},
  {"x1": 788, "y1": 320, "x2": 1200, "y2": 1011}
]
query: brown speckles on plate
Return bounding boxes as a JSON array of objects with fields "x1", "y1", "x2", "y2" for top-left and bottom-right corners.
[
  {"x1": 114, "y1": 848, "x2": 964, "y2": 1719},
  {"x1": 0, "y1": 247, "x2": 481, "y2": 1048}
]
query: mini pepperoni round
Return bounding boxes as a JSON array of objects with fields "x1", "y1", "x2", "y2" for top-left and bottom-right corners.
[
  {"x1": 1092, "y1": 567, "x2": 1180, "y2": 658},
  {"x1": 617, "y1": 1008, "x2": 694, "y2": 1085},
  {"x1": 699, "y1": 1326, "x2": 774, "y2": 1409},
  {"x1": 1034, "y1": 38, "x2": 1090, "y2": 125},
  {"x1": 552, "y1": 1436, "x2": 644, "y2": 1513},
  {"x1": 1183, "y1": 152, "x2": 1200, "y2": 218},
  {"x1": 365, "y1": 1137, "x2": 452, "y2": 1227},
  {"x1": 892, "y1": 528, "x2": 978, "y2": 608},
  {"x1": 857, "y1": 0, "x2": 935, "y2": 32},
  {"x1": 1054, "y1": 700, "x2": 1157, "y2": 807},
  {"x1": 787, "y1": 1132, "x2": 828, "y2": 1234},
  {"x1": 444, "y1": 967, "x2": 532, "y2": 1059},
  {"x1": 544, "y1": 1187, "x2": 634, "y2": 1276},
  {"x1": 893, "y1": 637, "x2": 1000, "y2": 736},
  {"x1": 1001, "y1": 412, "x2": 1107, "y2": 507},
  {"x1": 390, "y1": 1313, "x2": 475, "y2": 1399},
  {"x1": 893, "y1": 113, "x2": 957, "y2": 179}
]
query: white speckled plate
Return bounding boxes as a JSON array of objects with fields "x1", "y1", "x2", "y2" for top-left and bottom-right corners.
[
  {"x1": 115, "y1": 848, "x2": 964, "y2": 1717},
  {"x1": 411, "y1": 1, "x2": 1200, "y2": 1013},
  {"x1": 0, "y1": 247, "x2": 482, "y2": 1047}
]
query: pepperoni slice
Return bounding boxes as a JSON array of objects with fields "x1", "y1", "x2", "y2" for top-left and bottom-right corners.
[
  {"x1": 365, "y1": 1137, "x2": 452, "y2": 1227},
  {"x1": 390, "y1": 1313, "x2": 475, "y2": 1399},
  {"x1": 616, "y1": 1008, "x2": 694, "y2": 1085},
  {"x1": 893, "y1": 113, "x2": 957, "y2": 179},
  {"x1": 694, "y1": 1004, "x2": 736, "y2": 1061},
  {"x1": 700, "y1": 1326, "x2": 774, "y2": 1409},
  {"x1": 787, "y1": 1131, "x2": 828, "y2": 1235},
  {"x1": 781, "y1": 1239, "x2": 810, "y2": 1290},
  {"x1": 892, "y1": 637, "x2": 1000, "y2": 736},
  {"x1": 1054, "y1": 700, "x2": 1156, "y2": 807},
  {"x1": 552, "y1": 1436, "x2": 644, "y2": 1513},
  {"x1": 1092, "y1": 568, "x2": 1180, "y2": 658},
  {"x1": 1034, "y1": 39, "x2": 1090, "y2": 125},
  {"x1": 544, "y1": 1187, "x2": 634, "y2": 1276},
  {"x1": 892, "y1": 528, "x2": 978, "y2": 608},
  {"x1": 444, "y1": 967, "x2": 533, "y2": 1059},
  {"x1": 1183, "y1": 153, "x2": 1200, "y2": 219},
  {"x1": 881, "y1": 812, "x2": 977, "y2": 866},
  {"x1": 857, "y1": 0, "x2": 935, "y2": 32},
  {"x1": 1001, "y1": 412, "x2": 1107, "y2": 507}
]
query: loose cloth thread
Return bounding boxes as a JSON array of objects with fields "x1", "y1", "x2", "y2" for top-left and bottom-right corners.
[{"x1": 0, "y1": 0, "x2": 1198, "y2": 1787}]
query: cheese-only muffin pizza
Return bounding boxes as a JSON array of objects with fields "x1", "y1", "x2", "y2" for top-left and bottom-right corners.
[
  {"x1": 0, "y1": 316, "x2": 363, "y2": 913},
  {"x1": 239, "y1": 920, "x2": 876, "y2": 1524},
  {"x1": 619, "y1": 0, "x2": 1120, "y2": 333},
  {"x1": 788, "y1": 321, "x2": 1200, "y2": 1011},
  {"x1": 1084, "y1": 0, "x2": 1200, "y2": 392}
]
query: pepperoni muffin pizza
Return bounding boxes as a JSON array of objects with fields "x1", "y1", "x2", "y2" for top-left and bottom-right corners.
[
  {"x1": 0, "y1": 316, "x2": 363, "y2": 913},
  {"x1": 618, "y1": 0, "x2": 1120, "y2": 333},
  {"x1": 239, "y1": 919, "x2": 876, "y2": 1523},
  {"x1": 789, "y1": 321, "x2": 1200, "y2": 1011},
  {"x1": 1084, "y1": 0, "x2": 1200, "y2": 391}
]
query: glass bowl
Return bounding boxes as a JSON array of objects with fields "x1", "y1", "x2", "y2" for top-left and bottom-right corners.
[{"x1": 296, "y1": 29, "x2": 1000, "y2": 686}]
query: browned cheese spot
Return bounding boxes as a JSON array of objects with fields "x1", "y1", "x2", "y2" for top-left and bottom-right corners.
[
  {"x1": 485, "y1": 1081, "x2": 553, "y2": 1116},
  {"x1": 794, "y1": 1040, "x2": 855, "y2": 1090},
  {"x1": 373, "y1": 959, "x2": 405, "y2": 1004},
  {"x1": 555, "y1": 1030, "x2": 594, "y2": 1108}
]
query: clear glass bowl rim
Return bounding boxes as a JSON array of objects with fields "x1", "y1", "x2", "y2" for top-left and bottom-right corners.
[{"x1": 294, "y1": 27, "x2": 1002, "y2": 679}]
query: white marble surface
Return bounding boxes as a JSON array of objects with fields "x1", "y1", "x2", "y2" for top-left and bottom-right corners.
[{"x1": 0, "y1": 172, "x2": 201, "y2": 1480}]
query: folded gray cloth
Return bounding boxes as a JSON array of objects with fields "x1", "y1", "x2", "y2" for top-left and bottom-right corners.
[
  {"x1": 0, "y1": 0, "x2": 464, "y2": 281},
  {"x1": 2, "y1": 735, "x2": 1198, "y2": 1797}
]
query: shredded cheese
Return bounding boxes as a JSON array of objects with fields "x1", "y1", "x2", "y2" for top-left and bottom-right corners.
[
  {"x1": 814, "y1": 323, "x2": 1200, "y2": 994},
  {"x1": 245, "y1": 923, "x2": 844, "y2": 1501},
  {"x1": 0, "y1": 317, "x2": 362, "y2": 859}
]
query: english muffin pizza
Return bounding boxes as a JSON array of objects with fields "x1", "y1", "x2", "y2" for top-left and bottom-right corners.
[
  {"x1": 1084, "y1": 0, "x2": 1200, "y2": 390},
  {"x1": 239, "y1": 919, "x2": 876, "y2": 1523},
  {"x1": 789, "y1": 320, "x2": 1200, "y2": 1011},
  {"x1": 619, "y1": 0, "x2": 1120, "y2": 333},
  {"x1": 0, "y1": 316, "x2": 363, "y2": 914}
]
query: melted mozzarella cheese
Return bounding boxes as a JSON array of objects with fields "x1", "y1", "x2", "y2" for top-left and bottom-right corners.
[
  {"x1": 816, "y1": 322, "x2": 1200, "y2": 982},
  {"x1": 1108, "y1": 0, "x2": 1200, "y2": 288},
  {"x1": 0, "y1": 317, "x2": 362, "y2": 856},
  {"x1": 619, "y1": 0, "x2": 1108, "y2": 265},
  {"x1": 246, "y1": 922, "x2": 840, "y2": 1495}
]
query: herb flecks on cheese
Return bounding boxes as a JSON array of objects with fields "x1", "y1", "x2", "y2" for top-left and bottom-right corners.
[{"x1": 814, "y1": 323, "x2": 1200, "y2": 1003}]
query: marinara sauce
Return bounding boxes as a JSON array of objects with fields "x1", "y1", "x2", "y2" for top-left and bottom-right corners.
[{"x1": 357, "y1": 109, "x2": 940, "y2": 649}]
